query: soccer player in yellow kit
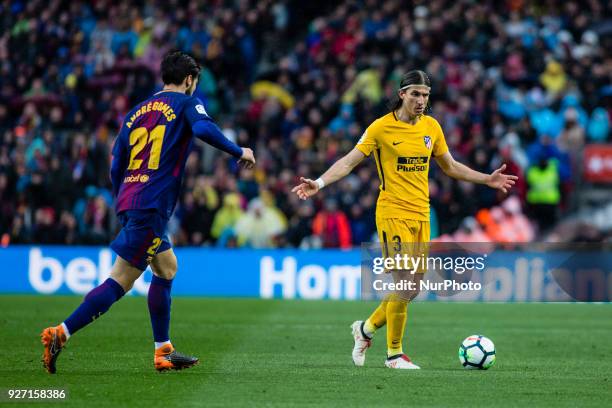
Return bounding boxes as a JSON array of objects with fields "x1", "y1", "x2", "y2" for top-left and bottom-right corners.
[{"x1": 292, "y1": 70, "x2": 517, "y2": 369}]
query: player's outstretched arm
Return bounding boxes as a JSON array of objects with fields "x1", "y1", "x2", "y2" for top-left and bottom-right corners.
[
  {"x1": 292, "y1": 148, "x2": 365, "y2": 200},
  {"x1": 191, "y1": 120, "x2": 255, "y2": 168},
  {"x1": 434, "y1": 151, "x2": 518, "y2": 194}
]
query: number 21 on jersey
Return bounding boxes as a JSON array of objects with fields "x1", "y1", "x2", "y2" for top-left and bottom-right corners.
[{"x1": 127, "y1": 125, "x2": 166, "y2": 170}]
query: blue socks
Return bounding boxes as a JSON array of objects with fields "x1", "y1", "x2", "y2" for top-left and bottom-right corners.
[
  {"x1": 147, "y1": 275, "x2": 173, "y2": 343},
  {"x1": 64, "y1": 278, "x2": 125, "y2": 335},
  {"x1": 62, "y1": 275, "x2": 173, "y2": 344}
]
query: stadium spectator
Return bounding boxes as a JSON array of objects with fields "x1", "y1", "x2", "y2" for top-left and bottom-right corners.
[
  {"x1": 82, "y1": 195, "x2": 113, "y2": 244},
  {"x1": 57, "y1": 211, "x2": 79, "y2": 245},
  {"x1": 539, "y1": 61, "x2": 567, "y2": 97},
  {"x1": 1, "y1": 0, "x2": 610, "y2": 246},
  {"x1": 526, "y1": 158, "x2": 561, "y2": 231},
  {"x1": 32, "y1": 207, "x2": 58, "y2": 244},
  {"x1": 449, "y1": 216, "x2": 491, "y2": 243},
  {"x1": 286, "y1": 202, "x2": 315, "y2": 247},
  {"x1": 587, "y1": 107, "x2": 610, "y2": 142},
  {"x1": 312, "y1": 199, "x2": 352, "y2": 248},
  {"x1": 178, "y1": 178, "x2": 219, "y2": 246},
  {"x1": 211, "y1": 193, "x2": 244, "y2": 246},
  {"x1": 234, "y1": 198, "x2": 287, "y2": 248}
]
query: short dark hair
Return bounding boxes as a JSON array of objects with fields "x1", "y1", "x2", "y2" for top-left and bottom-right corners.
[
  {"x1": 160, "y1": 51, "x2": 201, "y2": 85},
  {"x1": 390, "y1": 70, "x2": 431, "y2": 111}
]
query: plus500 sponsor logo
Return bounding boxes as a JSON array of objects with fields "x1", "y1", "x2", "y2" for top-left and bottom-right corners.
[{"x1": 28, "y1": 248, "x2": 149, "y2": 295}]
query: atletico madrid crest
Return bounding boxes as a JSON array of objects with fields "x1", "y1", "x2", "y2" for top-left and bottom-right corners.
[{"x1": 424, "y1": 135, "x2": 432, "y2": 150}]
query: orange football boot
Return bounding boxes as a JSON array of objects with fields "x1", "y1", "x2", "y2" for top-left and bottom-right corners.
[
  {"x1": 40, "y1": 325, "x2": 67, "y2": 374},
  {"x1": 154, "y1": 344, "x2": 199, "y2": 372}
]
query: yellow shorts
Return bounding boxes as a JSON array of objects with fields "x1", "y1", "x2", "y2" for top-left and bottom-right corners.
[{"x1": 376, "y1": 217, "x2": 430, "y2": 273}]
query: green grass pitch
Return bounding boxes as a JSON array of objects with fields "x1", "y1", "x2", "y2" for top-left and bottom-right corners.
[{"x1": 1, "y1": 296, "x2": 611, "y2": 407}]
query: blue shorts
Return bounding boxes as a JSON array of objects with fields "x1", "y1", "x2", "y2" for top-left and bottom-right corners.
[{"x1": 110, "y1": 210, "x2": 172, "y2": 271}]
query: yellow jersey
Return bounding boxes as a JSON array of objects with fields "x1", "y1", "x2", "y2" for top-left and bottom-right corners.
[{"x1": 355, "y1": 112, "x2": 449, "y2": 221}]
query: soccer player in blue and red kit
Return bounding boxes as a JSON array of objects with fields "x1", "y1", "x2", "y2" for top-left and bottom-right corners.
[{"x1": 41, "y1": 51, "x2": 256, "y2": 373}]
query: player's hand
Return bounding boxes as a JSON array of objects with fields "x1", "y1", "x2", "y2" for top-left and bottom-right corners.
[
  {"x1": 238, "y1": 147, "x2": 256, "y2": 169},
  {"x1": 291, "y1": 177, "x2": 320, "y2": 200},
  {"x1": 486, "y1": 164, "x2": 518, "y2": 194}
]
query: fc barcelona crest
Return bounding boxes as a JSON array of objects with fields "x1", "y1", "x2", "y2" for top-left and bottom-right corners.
[{"x1": 424, "y1": 135, "x2": 432, "y2": 150}]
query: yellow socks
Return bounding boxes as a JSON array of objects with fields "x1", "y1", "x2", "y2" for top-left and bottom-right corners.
[
  {"x1": 386, "y1": 297, "x2": 408, "y2": 356},
  {"x1": 364, "y1": 299, "x2": 388, "y2": 336},
  {"x1": 364, "y1": 295, "x2": 409, "y2": 356}
]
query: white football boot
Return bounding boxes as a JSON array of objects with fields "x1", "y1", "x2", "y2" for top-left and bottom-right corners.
[
  {"x1": 384, "y1": 354, "x2": 421, "y2": 369},
  {"x1": 350, "y1": 321, "x2": 372, "y2": 366}
]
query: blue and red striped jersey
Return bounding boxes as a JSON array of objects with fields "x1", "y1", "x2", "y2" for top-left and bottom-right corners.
[{"x1": 110, "y1": 91, "x2": 237, "y2": 219}]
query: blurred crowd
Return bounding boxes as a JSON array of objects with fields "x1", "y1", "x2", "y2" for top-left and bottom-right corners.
[{"x1": 1, "y1": 0, "x2": 611, "y2": 247}]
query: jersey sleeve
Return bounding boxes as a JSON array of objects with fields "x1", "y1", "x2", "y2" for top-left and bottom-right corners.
[
  {"x1": 184, "y1": 96, "x2": 243, "y2": 158},
  {"x1": 431, "y1": 117, "x2": 449, "y2": 157},
  {"x1": 355, "y1": 121, "x2": 380, "y2": 157},
  {"x1": 184, "y1": 96, "x2": 211, "y2": 127},
  {"x1": 191, "y1": 120, "x2": 243, "y2": 158},
  {"x1": 110, "y1": 129, "x2": 128, "y2": 197}
]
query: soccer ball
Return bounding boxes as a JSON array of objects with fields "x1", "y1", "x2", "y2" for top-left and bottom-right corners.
[{"x1": 458, "y1": 335, "x2": 496, "y2": 369}]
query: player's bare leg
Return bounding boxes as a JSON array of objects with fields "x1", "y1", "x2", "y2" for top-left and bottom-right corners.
[
  {"x1": 149, "y1": 249, "x2": 198, "y2": 371},
  {"x1": 110, "y1": 256, "x2": 146, "y2": 292},
  {"x1": 41, "y1": 257, "x2": 141, "y2": 374}
]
